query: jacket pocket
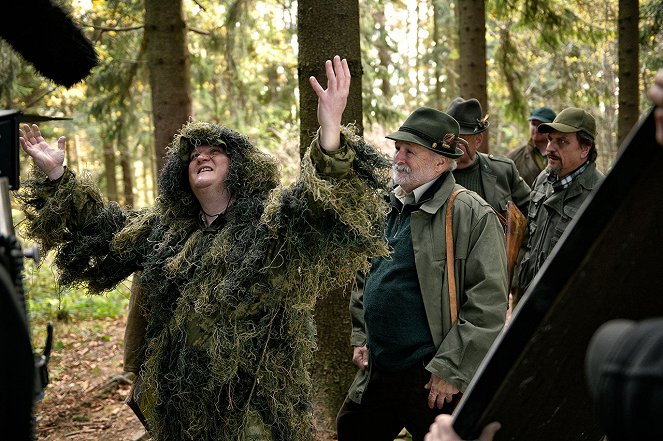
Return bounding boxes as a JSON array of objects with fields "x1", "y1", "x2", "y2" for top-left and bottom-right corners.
[
  {"x1": 528, "y1": 191, "x2": 546, "y2": 220},
  {"x1": 550, "y1": 203, "x2": 579, "y2": 249}
]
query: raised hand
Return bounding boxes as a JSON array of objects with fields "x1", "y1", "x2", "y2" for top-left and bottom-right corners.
[
  {"x1": 308, "y1": 55, "x2": 351, "y2": 152},
  {"x1": 19, "y1": 124, "x2": 66, "y2": 180}
]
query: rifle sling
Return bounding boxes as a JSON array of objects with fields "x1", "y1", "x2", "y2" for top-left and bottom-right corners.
[{"x1": 445, "y1": 188, "x2": 467, "y2": 327}]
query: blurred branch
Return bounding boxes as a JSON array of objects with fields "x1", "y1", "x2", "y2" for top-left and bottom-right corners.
[{"x1": 81, "y1": 23, "x2": 143, "y2": 32}]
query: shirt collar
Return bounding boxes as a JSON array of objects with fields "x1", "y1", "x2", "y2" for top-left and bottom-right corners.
[
  {"x1": 548, "y1": 160, "x2": 590, "y2": 192},
  {"x1": 394, "y1": 178, "x2": 438, "y2": 205}
]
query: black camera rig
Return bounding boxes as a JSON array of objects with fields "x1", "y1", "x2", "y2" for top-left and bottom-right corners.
[{"x1": 0, "y1": 110, "x2": 53, "y2": 440}]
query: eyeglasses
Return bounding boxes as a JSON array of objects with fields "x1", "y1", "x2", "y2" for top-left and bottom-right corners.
[{"x1": 190, "y1": 146, "x2": 225, "y2": 161}]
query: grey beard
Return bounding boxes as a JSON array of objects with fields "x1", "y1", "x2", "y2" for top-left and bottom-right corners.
[
  {"x1": 392, "y1": 164, "x2": 411, "y2": 183},
  {"x1": 393, "y1": 164, "x2": 411, "y2": 174}
]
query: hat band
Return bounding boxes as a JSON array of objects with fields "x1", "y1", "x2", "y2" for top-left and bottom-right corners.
[
  {"x1": 458, "y1": 118, "x2": 489, "y2": 133},
  {"x1": 398, "y1": 126, "x2": 454, "y2": 152}
]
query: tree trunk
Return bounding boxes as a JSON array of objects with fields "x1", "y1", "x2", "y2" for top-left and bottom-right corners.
[
  {"x1": 457, "y1": 0, "x2": 489, "y2": 152},
  {"x1": 102, "y1": 140, "x2": 118, "y2": 202},
  {"x1": 144, "y1": 0, "x2": 192, "y2": 176},
  {"x1": 68, "y1": 134, "x2": 81, "y2": 175},
  {"x1": 118, "y1": 128, "x2": 134, "y2": 208},
  {"x1": 373, "y1": 8, "x2": 391, "y2": 99},
  {"x1": 617, "y1": 0, "x2": 639, "y2": 147},
  {"x1": 297, "y1": 0, "x2": 363, "y2": 158},
  {"x1": 297, "y1": 0, "x2": 362, "y2": 436}
]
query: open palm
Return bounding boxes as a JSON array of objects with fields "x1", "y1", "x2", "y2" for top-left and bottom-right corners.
[{"x1": 20, "y1": 124, "x2": 65, "y2": 180}]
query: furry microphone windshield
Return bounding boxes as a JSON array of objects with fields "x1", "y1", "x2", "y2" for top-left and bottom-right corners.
[{"x1": 0, "y1": 0, "x2": 98, "y2": 88}]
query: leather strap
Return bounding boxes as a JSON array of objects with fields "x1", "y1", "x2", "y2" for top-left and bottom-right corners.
[{"x1": 445, "y1": 188, "x2": 466, "y2": 327}]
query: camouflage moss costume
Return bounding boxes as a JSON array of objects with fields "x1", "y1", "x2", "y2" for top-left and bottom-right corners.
[{"x1": 19, "y1": 121, "x2": 391, "y2": 440}]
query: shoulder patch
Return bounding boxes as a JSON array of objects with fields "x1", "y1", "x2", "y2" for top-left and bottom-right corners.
[
  {"x1": 487, "y1": 154, "x2": 514, "y2": 164},
  {"x1": 455, "y1": 188, "x2": 493, "y2": 211}
]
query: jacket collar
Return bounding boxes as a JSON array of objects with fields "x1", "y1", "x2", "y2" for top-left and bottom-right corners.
[
  {"x1": 417, "y1": 172, "x2": 456, "y2": 214},
  {"x1": 543, "y1": 162, "x2": 600, "y2": 213},
  {"x1": 476, "y1": 153, "x2": 497, "y2": 206}
]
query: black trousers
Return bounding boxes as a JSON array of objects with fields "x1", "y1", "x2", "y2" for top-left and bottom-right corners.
[{"x1": 336, "y1": 361, "x2": 460, "y2": 441}]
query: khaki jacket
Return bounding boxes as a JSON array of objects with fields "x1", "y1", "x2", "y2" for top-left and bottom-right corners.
[
  {"x1": 515, "y1": 162, "x2": 604, "y2": 293},
  {"x1": 508, "y1": 142, "x2": 546, "y2": 188},
  {"x1": 347, "y1": 174, "x2": 509, "y2": 403}
]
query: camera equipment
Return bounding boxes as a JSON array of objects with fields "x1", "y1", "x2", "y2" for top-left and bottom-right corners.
[{"x1": 0, "y1": 110, "x2": 57, "y2": 440}]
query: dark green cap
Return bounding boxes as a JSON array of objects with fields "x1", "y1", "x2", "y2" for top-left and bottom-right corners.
[
  {"x1": 538, "y1": 107, "x2": 596, "y2": 140},
  {"x1": 446, "y1": 97, "x2": 489, "y2": 134},
  {"x1": 528, "y1": 107, "x2": 556, "y2": 123},
  {"x1": 386, "y1": 107, "x2": 465, "y2": 158}
]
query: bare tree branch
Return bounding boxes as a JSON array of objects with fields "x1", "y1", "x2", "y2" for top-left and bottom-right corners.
[
  {"x1": 188, "y1": 26, "x2": 210, "y2": 35},
  {"x1": 80, "y1": 23, "x2": 143, "y2": 32},
  {"x1": 191, "y1": 0, "x2": 206, "y2": 11}
]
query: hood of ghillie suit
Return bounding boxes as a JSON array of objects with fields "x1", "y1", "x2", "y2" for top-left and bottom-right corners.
[{"x1": 157, "y1": 120, "x2": 280, "y2": 221}]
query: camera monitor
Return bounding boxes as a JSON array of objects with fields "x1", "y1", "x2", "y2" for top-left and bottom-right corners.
[
  {"x1": 0, "y1": 110, "x2": 71, "y2": 191},
  {"x1": 0, "y1": 110, "x2": 21, "y2": 190}
]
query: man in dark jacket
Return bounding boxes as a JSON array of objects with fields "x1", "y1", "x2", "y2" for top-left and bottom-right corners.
[
  {"x1": 446, "y1": 98, "x2": 531, "y2": 216},
  {"x1": 508, "y1": 107, "x2": 557, "y2": 187},
  {"x1": 336, "y1": 107, "x2": 508, "y2": 441},
  {"x1": 513, "y1": 107, "x2": 604, "y2": 305}
]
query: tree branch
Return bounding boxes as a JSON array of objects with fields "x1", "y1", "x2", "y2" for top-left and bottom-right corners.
[
  {"x1": 80, "y1": 23, "x2": 143, "y2": 32},
  {"x1": 188, "y1": 26, "x2": 211, "y2": 35}
]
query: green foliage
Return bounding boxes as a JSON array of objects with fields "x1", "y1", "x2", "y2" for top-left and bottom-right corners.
[
  {"x1": 23, "y1": 256, "x2": 130, "y2": 323},
  {"x1": 642, "y1": 0, "x2": 663, "y2": 70},
  {"x1": 187, "y1": 0, "x2": 299, "y2": 151},
  {"x1": 6, "y1": 0, "x2": 663, "y2": 189}
]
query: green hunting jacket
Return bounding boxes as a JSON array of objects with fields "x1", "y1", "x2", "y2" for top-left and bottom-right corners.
[
  {"x1": 19, "y1": 122, "x2": 391, "y2": 441},
  {"x1": 471, "y1": 152, "x2": 531, "y2": 216},
  {"x1": 508, "y1": 142, "x2": 546, "y2": 188},
  {"x1": 347, "y1": 173, "x2": 509, "y2": 402},
  {"x1": 515, "y1": 162, "x2": 604, "y2": 295}
]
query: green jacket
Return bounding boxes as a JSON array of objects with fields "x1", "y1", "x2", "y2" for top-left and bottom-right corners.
[
  {"x1": 347, "y1": 173, "x2": 509, "y2": 402},
  {"x1": 19, "y1": 123, "x2": 391, "y2": 441},
  {"x1": 515, "y1": 162, "x2": 604, "y2": 294},
  {"x1": 468, "y1": 152, "x2": 531, "y2": 216},
  {"x1": 508, "y1": 142, "x2": 546, "y2": 188}
]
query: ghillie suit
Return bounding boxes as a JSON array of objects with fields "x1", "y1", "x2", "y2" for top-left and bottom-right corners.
[{"x1": 19, "y1": 121, "x2": 391, "y2": 440}]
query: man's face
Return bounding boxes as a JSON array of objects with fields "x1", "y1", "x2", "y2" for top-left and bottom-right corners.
[
  {"x1": 188, "y1": 144, "x2": 230, "y2": 197},
  {"x1": 530, "y1": 120, "x2": 547, "y2": 145},
  {"x1": 456, "y1": 133, "x2": 482, "y2": 169},
  {"x1": 545, "y1": 131, "x2": 589, "y2": 177},
  {"x1": 392, "y1": 141, "x2": 448, "y2": 193}
]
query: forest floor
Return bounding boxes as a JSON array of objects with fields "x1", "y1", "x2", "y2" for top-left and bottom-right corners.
[
  {"x1": 33, "y1": 317, "x2": 147, "y2": 441},
  {"x1": 32, "y1": 316, "x2": 345, "y2": 441}
]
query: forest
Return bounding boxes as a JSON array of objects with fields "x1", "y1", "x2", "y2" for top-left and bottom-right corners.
[{"x1": 2, "y1": 0, "x2": 662, "y2": 440}]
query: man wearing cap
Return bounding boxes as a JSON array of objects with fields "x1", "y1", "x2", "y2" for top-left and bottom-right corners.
[
  {"x1": 508, "y1": 107, "x2": 557, "y2": 186},
  {"x1": 446, "y1": 98, "x2": 531, "y2": 216},
  {"x1": 513, "y1": 107, "x2": 604, "y2": 304},
  {"x1": 336, "y1": 107, "x2": 508, "y2": 441}
]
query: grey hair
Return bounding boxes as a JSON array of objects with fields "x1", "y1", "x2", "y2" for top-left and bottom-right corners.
[{"x1": 447, "y1": 158, "x2": 458, "y2": 172}]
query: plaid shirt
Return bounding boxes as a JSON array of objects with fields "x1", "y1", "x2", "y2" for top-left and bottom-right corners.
[{"x1": 548, "y1": 161, "x2": 590, "y2": 192}]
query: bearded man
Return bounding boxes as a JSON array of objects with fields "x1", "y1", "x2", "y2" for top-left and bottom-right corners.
[
  {"x1": 508, "y1": 106, "x2": 557, "y2": 187},
  {"x1": 513, "y1": 107, "x2": 604, "y2": 305},
  {"x1": 336, "y1": 107, "x2": 508, "y2": 441},
  {"x1": 446, "y1": 97, "x2": 531, "y2": 217}
]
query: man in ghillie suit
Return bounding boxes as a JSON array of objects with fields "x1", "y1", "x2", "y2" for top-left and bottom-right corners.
[{"x1": 18, "y1": 56, "x2": 391, "y2": 440}]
